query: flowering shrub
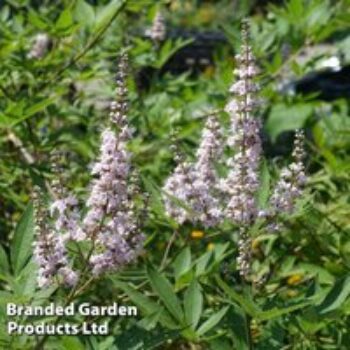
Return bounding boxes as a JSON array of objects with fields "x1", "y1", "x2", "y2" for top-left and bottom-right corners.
[
  {"x1": 33, "y1": 53, "x2": 145, "y2": 291},
  {"x1": 163, "y1": 21, "x2": 306, "y2": 279}
]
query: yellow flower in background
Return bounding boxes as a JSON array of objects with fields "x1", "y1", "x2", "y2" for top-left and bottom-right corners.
[
  {"x1": 286, "y1": 290, "x2": 299, "y2": 297},
  {"x1": 207, "y1": 243, "x2": 215, "y2": 251},
  {"x1": 191, "y1": 230, "x2": 204, "y2": 239},
  {"x1": 287, "y1": 274, "x2": 303, "y2": 285}
]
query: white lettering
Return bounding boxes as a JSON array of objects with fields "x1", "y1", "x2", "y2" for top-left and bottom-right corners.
[
  {"x1": 7, "y1": 303, "x2": 17, "y2": 316},
  {"x1": 7, "y1": 321, "x2": 17, "y2": 334}
]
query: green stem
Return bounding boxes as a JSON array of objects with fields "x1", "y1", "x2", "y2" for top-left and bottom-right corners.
[
  {"x1": 245, "y1": 313, "x2": 254, "y2": 350},
  {"x1": 160, "y1": 229, "x2": 178, "y2": 269}
]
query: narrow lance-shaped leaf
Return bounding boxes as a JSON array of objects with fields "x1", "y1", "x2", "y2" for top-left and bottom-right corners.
[
  {"x1": 0, "y1": 245, "x2": 10, "y2": 275},
  {"x1": 113, "y1": 279, "x2": 177, "y2": 329},
  {"x1": 215, "y1": 276, "x2": 260, "y2": 318},
  {"x1": 316, "y1": 275, "x2": 350, "y2": 314},
  {"x1": 197, "y1": 306, "x2": 229, "y2": 336},
  {"x1": 184, "y1": 279, "x2": 203, "y2": 330},
  {"x1": 147, "y1": 266, "x2": 184, "y2": 324},
  {"x1": 11, "y1": 203, "x2": 34, "y2": 275},
  {"x1": 173, "y1": 247, "x2": 191, "y2": 281}
]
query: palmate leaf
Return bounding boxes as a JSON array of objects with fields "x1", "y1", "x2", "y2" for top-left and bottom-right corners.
[
  {"x1": 112, "y1": 279, "x2": 177, "y2": 329},
  {"x1": 10, "y1": 203, "x2": 34, "y2": 275},
  {"x1": 138, "y1": 308, "x2": 164, "y2": 331},
  {"x1": 147, "y1": 267, "x2": 185, "y2": 324},
  {"x1": 215, "y1": 276, "x2": 260, "y2": 318}
]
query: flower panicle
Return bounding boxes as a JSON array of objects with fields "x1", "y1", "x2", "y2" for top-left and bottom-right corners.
[
  {"x1": 163, "y1": 113, "x2": 223, "y2": 227},
  {"x1": 163, "y1": 151, "x2": 194, "y2": 225},
  {"x1": 149, "y1": 10, "x2": 166, "y2": 43},
  {"x1": 32, "y1": 186, "x2": 78, "y2": 288},
  {"x1": 237, "y1": 229, "x2": 252, "y2": 278},
  {"x1": 86, "y1": 53, "x2": 145, "y2": 275},
  {"x1": 33, "y1": 53, "x2": 145, "y2": 287},
  {"x1": 192, "y1": 113, "x2": 224, "y2": 226},
  {"x1": 268, "y1": 130, "x2": 306, "y2": 226},
  {"x1": 83, "y1": 53, "x2": 132, "y2": 240},
  {"x1": 50, "y1": 152, "x2": 85, "y2": 242},
  {"x1": 110, "y1": 52, "x2": 129, "y2": 127},
  {"x1": 221, "y1": 19, "x2": 262, "y2": 229}
]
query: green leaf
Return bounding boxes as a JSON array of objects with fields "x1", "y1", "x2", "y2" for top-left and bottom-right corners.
[
  {"x1": 98, "y1": 337, "x2": 116, "y2": 350},
  {"x1": 316, "y1": 275, "x2": 350, "y2": 314},
  {"x1": 13, "y1": 260, "x2": 37, "y2": 296},
  {"x1": 0, "y1": 245, "x2": 10, "y2": 275},
  {"x1": 115, "y1": 324, "x2": 179, "y2": 350},
  {"x1": 287, "y1": 0, "x2": 304, "y2": 23},
  {"x1": 112, "y1": 279, "x2": 177, "y2": 329},
  {"x1": 226, "y1": 309, "x2": 249, "y2": 350},
  {"x1": 197, "y1": 306, "x2": 229, "y2": 336},
  {"x1": 138, "y1": 308, "x2": 163, "y2": 331},
  {"x1": 28, "y1": 10, "x2": 49, "y2": 30},
  {"x1": 259, "y1": 301, "x2": 310, "y2": 321},
  {"x1": 56, "y1": 7, "x2": 73, "y2": 30},
  {"x1": 74, "y1": 0, "x2": 95, "y2": 28},
  {"x1": 213, "y1": 243, "x2": 230, "y2": 262},
  {"x1": 184, "y1": 280, "x2": 203, "y2": 330},
  {"x1": 257, "y1": 158, "x2": 270, "y2": 208},
  {"x1": 208, "y1": 338, "x2": 233, "y2": 350},
  {"x1": 217, "y1": 276, "x2": 309, "y2": 321},
  {"x1": 266, "y1": 103, "x2": 313, "y2": 142},
  {"x1": 155, "y1": 38, "x2": 193, "y2": 69},
  {"x1": 11, "y1": 203, "x2": 34, "y2": 275},
  {"x1": 112, "y1": 279, "x2": 159, "y2": 314},
  {"x1": 195, "y1": 251, "x2": 212, "y2": 276},
  {"x1": 147, "y1": 266, "x2": 184, "y2": 323},
  {"x1": 10, "y1": 97, "x2": 57, "y2": 127},
  {"x1": 215, "y1": 276, "x2": 260, "y2": 318},
  {"x1": 60, "y1": 336, "x2": 85, "y2": 350},
  {"x1": 173, "y1": 247, "x2": 191, "y2": 281},
  {"x1": 94, "y1": 0, "x2": 122, "y2": 32}
]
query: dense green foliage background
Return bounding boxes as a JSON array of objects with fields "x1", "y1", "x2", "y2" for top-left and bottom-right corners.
[{"x1": 0, "y1": 0, "x2": 350, "y2": 349}]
